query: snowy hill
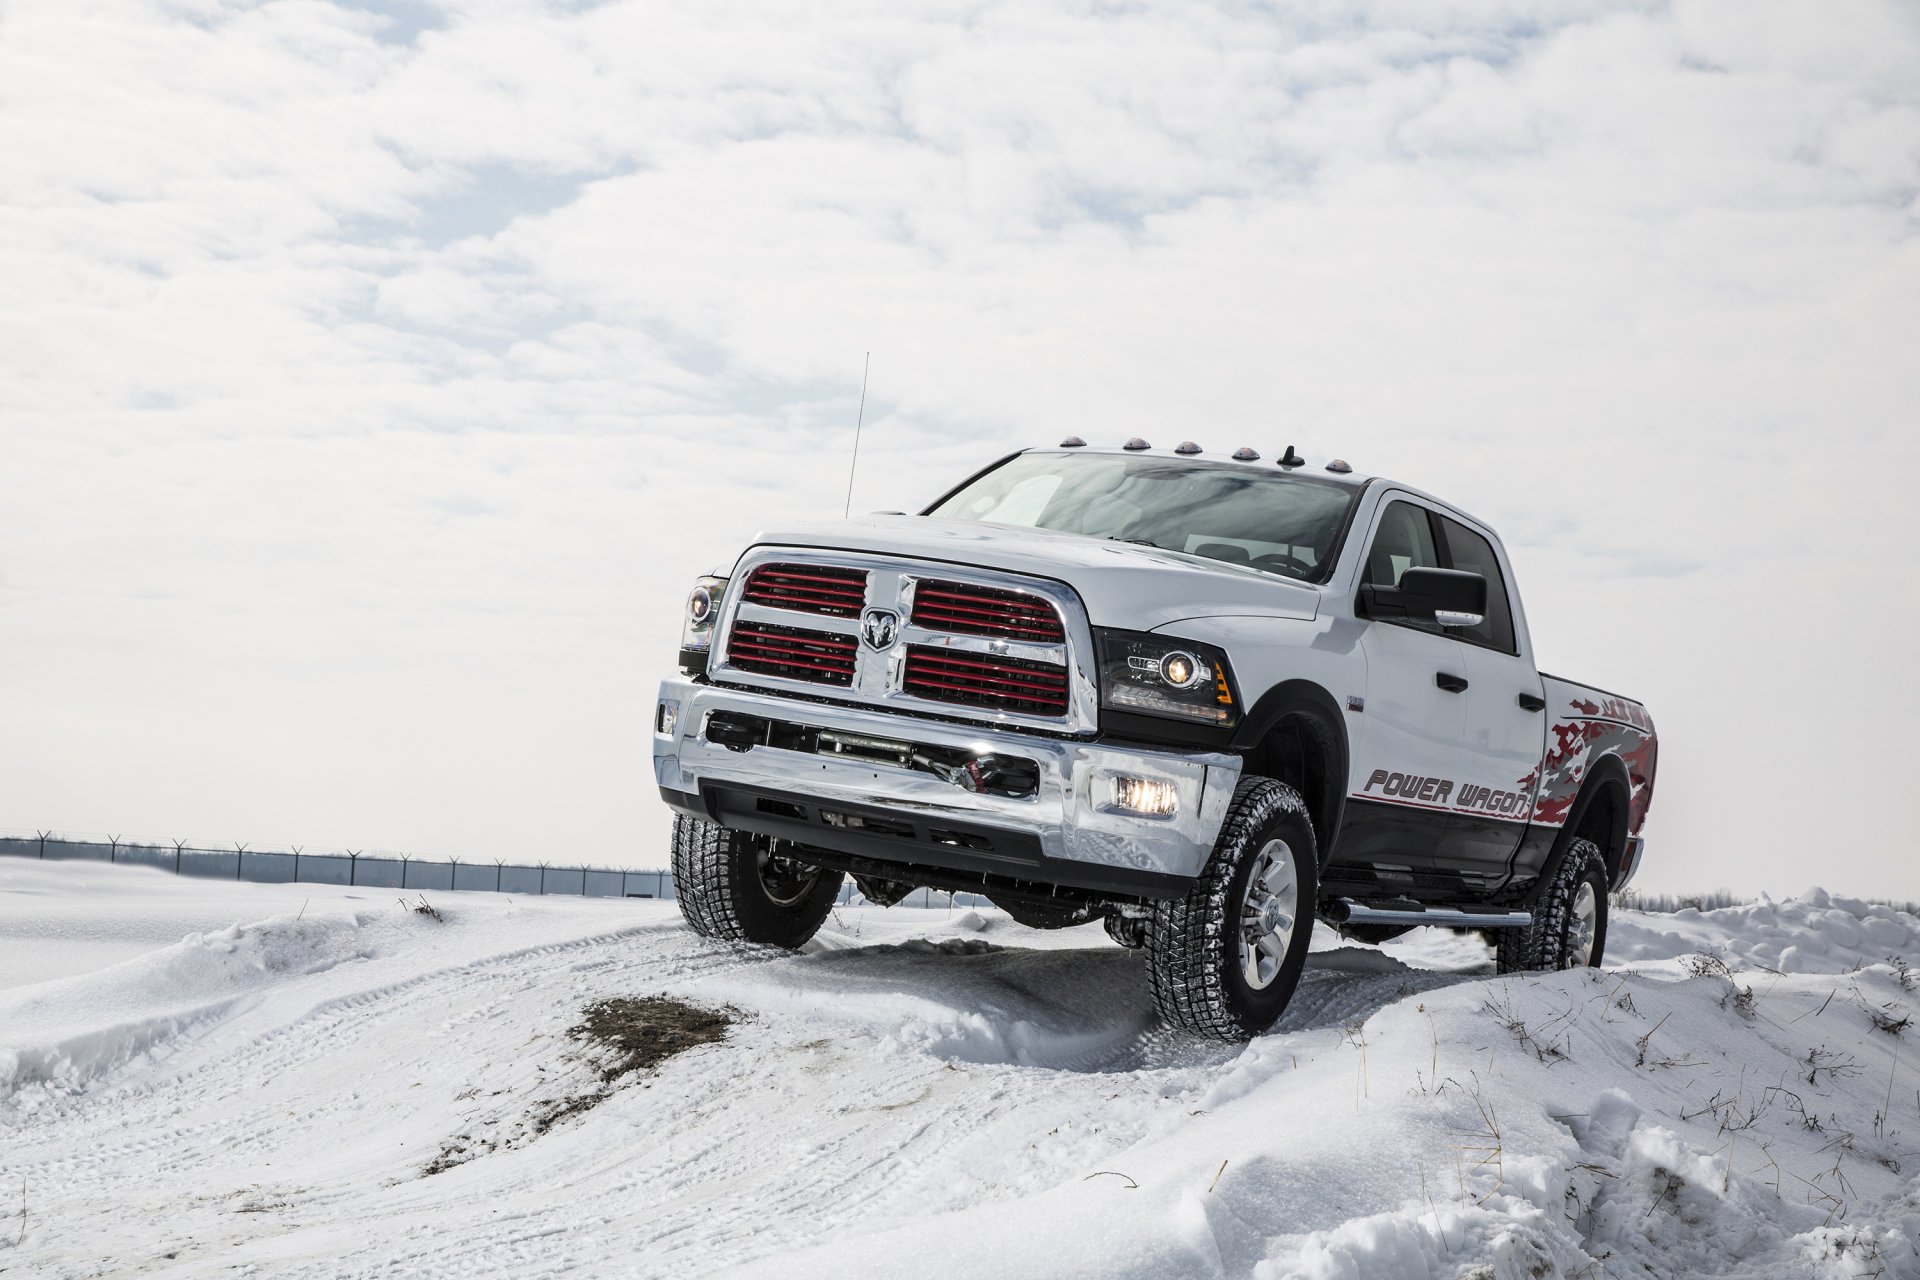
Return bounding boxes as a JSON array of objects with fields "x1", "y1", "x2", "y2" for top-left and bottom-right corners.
[{"x1": 2, "y1": 860, "x2": 1915, "y2": 1278}]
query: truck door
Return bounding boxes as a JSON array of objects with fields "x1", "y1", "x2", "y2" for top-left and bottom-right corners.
[
  {"x1": 1338, "y1": 497, "x2": 1467, "y2": 881},
  {"x1": 1432, "y1": 514, "x2": 1544, "y2": 885}
]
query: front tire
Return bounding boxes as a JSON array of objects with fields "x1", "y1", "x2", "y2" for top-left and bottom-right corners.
[
  {"x1": 670, "y1": 815, "x2": 842, "y2": 948},
  {"x1": 1497, "y1": 837, "x2": 1608, "y2": 973},
  {"x1": 1145, "y1": 777, "x2": 1319, "y2": 1040}
]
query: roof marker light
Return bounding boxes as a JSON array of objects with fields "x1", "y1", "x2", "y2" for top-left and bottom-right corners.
[
  {"x1": 1231, "y1": 447, "x2": 1260, "y2": 461},
  {"x1": 1060, "y1": 436, "x2": 1087, "y2": 447},
  {"x1": 1174, "y1": 441, "x2": 1202, "y2": 455},
  {"x1": 1123, "y1": 437, "x2": 1151, "y2": 451},
  {"x1": 1326, "y1": 458, "x2": 1352, "y2": 474},
  {"x1": 1277, "y1": 445, "x2": 1306, "y2": 469}
]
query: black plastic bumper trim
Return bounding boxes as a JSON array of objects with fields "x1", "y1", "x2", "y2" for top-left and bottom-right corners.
[{"x1": 695, "y1": 781, "x2": 1192, "y2": 901}]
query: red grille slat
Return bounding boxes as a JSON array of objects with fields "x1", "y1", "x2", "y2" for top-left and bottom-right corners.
[
  {"x1": 726, "y1": 621, "x2": 857, "y2": 686},
  {"x1": 913, "y1": 587, "x2": 1057, "y2": 615},
  {"x1": 909, "y1": 580, "x2": 1065, "y2": 642},
  {"x1": 902, "y1": 645, "x2": 1069, "y2": 716},
  {"x1": 905, "y1": 652, "x2": 1068, "y2": 693},
  {"x1": 742, "y1": 563, "x2": 869, "y2": 618}
]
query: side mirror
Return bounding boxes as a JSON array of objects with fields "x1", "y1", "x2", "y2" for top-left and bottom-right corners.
[{"x1": 1359, "y1": 566, "x2": 1487, "y2": 628}]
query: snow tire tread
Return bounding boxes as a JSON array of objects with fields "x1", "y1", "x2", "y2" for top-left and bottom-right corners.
[
  {"x1": 1497, "y1": 837, "x2": 1607, "y2": 973},
  {"x1": 671, "y1": 814, "x2": 839, "y2": 948},
  {"x1": 1144, "y1": 777, "x2": 1318, "y2": 1041}
]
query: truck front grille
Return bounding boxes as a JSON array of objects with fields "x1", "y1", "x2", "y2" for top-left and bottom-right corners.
[
  {"x1": 716, "y1": 551, "x2": 1089, "y2": 730},
  {"x1": 909, "y1": 580, "x2": 1065, "y2": 643},
  {"x1": 727, "y1": 622, "x2": 857, "y2": 686},
  {"x1": 902, "y1": 646, "x2": 1070, "y2": 717},
  {"x1": 740, "y1": 563, "x2": 869, "y2": 618}
]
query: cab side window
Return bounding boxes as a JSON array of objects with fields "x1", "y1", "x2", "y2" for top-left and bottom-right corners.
[
  {"x1": 1363, "y1": 500, "x2": 1443, "y2": 632},
  {"x1": 1438, "y1": 517, "x2": 1517, "y2": 654}
]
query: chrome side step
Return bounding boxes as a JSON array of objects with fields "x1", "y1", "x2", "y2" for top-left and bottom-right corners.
[{"x1": 1328, "y1": 899, "x2": 1533, "y2": 930}]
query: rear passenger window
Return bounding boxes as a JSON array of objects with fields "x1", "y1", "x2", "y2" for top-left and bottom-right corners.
[{"x1": 1438, "y1": 517, "x2": 1517, "y2": 653}]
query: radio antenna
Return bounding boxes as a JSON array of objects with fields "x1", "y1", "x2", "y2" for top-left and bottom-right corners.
[{"x1": 843, "y1": 352, "x2": 869, "y2": 518}]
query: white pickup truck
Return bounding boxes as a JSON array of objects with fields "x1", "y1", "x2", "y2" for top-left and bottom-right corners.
[{"x1": 653, "y1": 441, "x2": 1658, "y2": 1039}]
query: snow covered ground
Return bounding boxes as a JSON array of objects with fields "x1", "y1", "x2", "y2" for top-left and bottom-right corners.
[{"x1": 2, "y1": 859, "x2": 1915, "y2": 1279}]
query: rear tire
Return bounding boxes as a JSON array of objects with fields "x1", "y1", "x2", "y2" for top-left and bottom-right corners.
[
  {"x1": 1497, "y1": 837, "x2": 1608, "y2": 973},
  {"x1": 670, "y1": 815, "x2": 842, "y2": 949},
  {"x1": 1144, "y1": 777, "x2": 1319, "y2": 1040}
]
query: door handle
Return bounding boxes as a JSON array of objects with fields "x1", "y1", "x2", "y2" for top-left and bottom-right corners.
[
  {"x1": 1435, "y1": 672, "x2": 1469, "y2": 693},
  {"x1": 1518, "y1": 691, "x2": 1546, "y2": 712}
]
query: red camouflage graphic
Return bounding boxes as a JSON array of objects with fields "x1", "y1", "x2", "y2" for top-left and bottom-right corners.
[{"x1": 1523, "y1": 696, "x2": 1658, "y2": 833}]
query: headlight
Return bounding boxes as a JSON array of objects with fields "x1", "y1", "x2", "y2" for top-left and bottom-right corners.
[
  {"x1": 1096, "y1": 629, "x2": 1238, "y2": 726},
  {"x1": 680, "y1": 575, "x2": 728, "y2": 672}
]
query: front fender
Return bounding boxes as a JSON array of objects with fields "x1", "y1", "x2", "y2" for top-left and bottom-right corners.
[{"x1": 1149, "y1": 614, "x2": 1367, "y2": 858}]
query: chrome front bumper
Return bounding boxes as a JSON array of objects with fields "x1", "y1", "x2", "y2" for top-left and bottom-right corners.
[{"x1": 652, "y1": 676, "x2": 1241, "y2": 889}]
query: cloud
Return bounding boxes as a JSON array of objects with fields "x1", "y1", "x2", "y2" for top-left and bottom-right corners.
[{"x1": 2, "y1": 0, "x2": 1917, "y2": 895}]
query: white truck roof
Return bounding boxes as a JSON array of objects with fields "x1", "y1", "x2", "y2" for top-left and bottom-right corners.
[
  {"x1": 1030, "y1": 439, "x2": 1376, "y2": 487},
  {"x1": 1022, "y1": 441, "x2": 1505, "y2": 540}
]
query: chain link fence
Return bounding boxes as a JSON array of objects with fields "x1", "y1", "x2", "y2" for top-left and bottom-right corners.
[
  {"x1": 0, "y1": 831, "x2": 678, "y2": 899},
  {"x1": 0, "y1": 831, "x2": 988, "y2": 909}
]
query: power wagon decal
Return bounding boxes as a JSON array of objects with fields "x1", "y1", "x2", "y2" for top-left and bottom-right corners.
[
  {"x1": 1359, "y1": 770, "x2": 1533, "y2": 821},
  {"x1": 1361, "y1": 695, "x2": 1658, "y2": 834}
]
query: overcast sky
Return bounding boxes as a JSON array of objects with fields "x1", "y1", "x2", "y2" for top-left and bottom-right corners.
[{"x1": 3, "y1": 0, "x2": 1916, "y2": 898}]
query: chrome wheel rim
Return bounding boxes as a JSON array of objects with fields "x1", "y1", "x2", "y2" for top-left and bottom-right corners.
[
  {"x1": 756, "y1": 844, "x2": 820, "y2": 907},
  {"x1": 1567, "y1": 881, "x2": 1599, "y2": 967},
  {"x1": 1238, "y1": 838, "x2": 1300, "y2": 990}
]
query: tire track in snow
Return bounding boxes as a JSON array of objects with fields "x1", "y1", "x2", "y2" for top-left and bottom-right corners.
[
  {"x1": 0, "y1": 925, "x2": 773, "y2": 1190},
  {"x1": 4, "y1": 923, "x2": 1497, "y2": 1280}
]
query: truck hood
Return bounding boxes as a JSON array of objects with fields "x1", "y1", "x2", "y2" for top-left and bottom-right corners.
[{"x1": 739, "y1": 516, "x2": 1322, "y2": 630}]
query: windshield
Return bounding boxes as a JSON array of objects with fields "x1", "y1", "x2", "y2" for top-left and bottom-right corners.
[{"x1": 926, "y1": 452, "x2": 1361, "y2": 583}]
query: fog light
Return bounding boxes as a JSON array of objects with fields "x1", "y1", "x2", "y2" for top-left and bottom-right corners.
[
  {"x1": 1110, "y1": 775, "x2": 1179, "y2": 818},
  {"x1": 656, "y1": 700, "x2": 679, "y2": 737}
]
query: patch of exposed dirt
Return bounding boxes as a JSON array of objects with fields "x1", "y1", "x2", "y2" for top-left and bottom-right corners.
[
  {"x1": 572, "y1": 996, "x2": 733, "y2": 1083},
  {"x1": 423, "y1": 996, "x2": 733, "y2": 1173}
]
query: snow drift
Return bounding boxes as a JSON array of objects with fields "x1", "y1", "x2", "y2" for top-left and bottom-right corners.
[{"x1": 1, "y1": 860, "x2": 1915, "y2": 1279}]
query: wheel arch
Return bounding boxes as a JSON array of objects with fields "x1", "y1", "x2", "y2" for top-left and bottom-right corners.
[
  {"x1": 1230, "y1": 679, "x2": 1349, "y2": 864},
  {"x1": 1535, "y1": 755, "x2": 1634, "y2": 897}
]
